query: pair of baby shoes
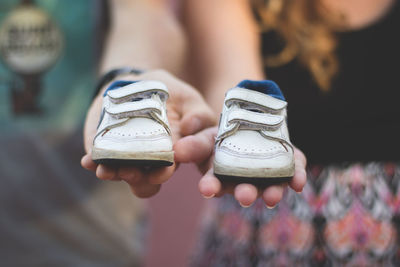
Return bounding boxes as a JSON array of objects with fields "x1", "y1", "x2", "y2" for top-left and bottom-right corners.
[{"x1": 92, "y1": 79, "x2": 294, "y2": 184}]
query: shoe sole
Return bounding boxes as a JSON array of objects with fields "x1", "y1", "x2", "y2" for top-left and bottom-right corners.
[
  {"x1": 92, "y1": 147, "x2": 174, "y2": 167},
  {"x1": 213, "y1": 160, "x2": 294, "y2": 186}
]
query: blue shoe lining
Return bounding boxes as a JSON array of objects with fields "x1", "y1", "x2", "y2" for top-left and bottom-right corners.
[{"x1": 237, "y1": 80, "x2": 285, "y2": 101}]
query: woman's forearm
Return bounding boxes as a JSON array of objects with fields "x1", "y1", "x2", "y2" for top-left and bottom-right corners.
[
  {"x1": 183, "y1": 0, "x2": 265, "y2": 113},
  {"x1": 100, "y1": 0, "x2": 187, "y2": 76}
]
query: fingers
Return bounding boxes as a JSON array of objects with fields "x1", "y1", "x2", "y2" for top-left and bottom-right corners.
[
  {"x1": 81, "y1": 154, "x2": 121, "y2": 181},
  {"x1": 289, "y1": 147, "x2": 307, "y2": 193},
  {"x1": 81, "y1": 144, "x2": 175, "y2": 199},
  {"x1": 94, "y1": 161, "x2": 174, "y2": 185},
  {"x1": 118, "y1": 165, "x2": 175, "y2": 185},
  {"x1": 262, "y1": 184, "x2": 285, "y2": 208},
  {"x1": 234, "y1": 184, "x2": 258, "y2": 207},
  {"x1": 198, "y1": 168, "x2": 259, "y2": 208},
  {"x1": 118, "y1": 165, "x2": 175, "y2": 198},
  {"x1": 198, "y1": 166, "x2": 287, "y2": 208},
  {"x1": 180, "y1": 109, "x2": 217, "y2": 136},
  {"x1": 118, "y1": 167, "x2": 141, "y2": 184},
  {"x1": 120, "y1": 165, "x2": 174, "y2": 198},
  {"x1": 96, "y1": 164, "x2": 119, "y2": 181},
  {"x1": 176, "y1": 87, "x2": 216, "y2": 136},
  {"x1": 199, "y1": 175, "x2": 285, "y2": 209},
  {"x1": 198, "y1": 168, "x2": 222, "y2": 198},
  {"x1": 146, "y1": 165, "x2": 176, "y2": 185},
  {"x1": 174, "y1": 127, "x2": 217, "y2": 164},
  {"x1": 81, "y1": 154, "x2": 97, "y2": 172},
  {"x1": 129, "y1": 183, "x2": 162, "y2": 198}
]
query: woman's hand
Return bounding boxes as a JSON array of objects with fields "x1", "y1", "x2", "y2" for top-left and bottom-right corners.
[
  {"x1": 81, "y1": 69, "x2": 216, "y2": 198},
  {"x1": 174, "y1": 127, "x2": 307, "y2": 207}
]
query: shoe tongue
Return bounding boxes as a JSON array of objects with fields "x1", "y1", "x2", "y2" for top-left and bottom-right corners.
[
  {"x1": 104, "y1": 80, "x2": 138, "y2": 96},
  {"x1": 237, "y1": 80, "x2": 285, "y2": 101}
]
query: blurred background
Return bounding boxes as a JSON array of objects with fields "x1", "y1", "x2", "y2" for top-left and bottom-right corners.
[
  {"x1": 0, "y1": 0, "x2": 203, "y2": 266},
  {"x1": 2, "y1": 0, "x2": 399, "y2": 266}
]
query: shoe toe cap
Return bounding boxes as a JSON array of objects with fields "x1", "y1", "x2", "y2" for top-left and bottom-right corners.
[
  {"x1": 215, "y1": 130, "x2": 293, "y2": 169},
  {"x1": 94, "y1": 118, "x2": 172, "y2": 152}
]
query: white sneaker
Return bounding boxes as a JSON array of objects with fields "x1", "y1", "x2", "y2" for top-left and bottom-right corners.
[
  {"x1": 213, "y1": 80, "x2": 294, "y2": 184},
  {"x1": 92, "y1": 80, "x2": 174, "y2": 166}
]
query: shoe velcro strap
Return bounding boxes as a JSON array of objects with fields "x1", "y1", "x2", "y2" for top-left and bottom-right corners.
[
  {"x1": 225, "y1": 88, "x2": 287, "y2": 111},
  {"x1": 227, "y1": 109, "x2": 283, "y2": 130},
  {"x1": 105, "y1": 99, "x2": 162, "y2": 119},
  {"x1": 107, "y1": 80, "x2": 169, "y2": 103}
]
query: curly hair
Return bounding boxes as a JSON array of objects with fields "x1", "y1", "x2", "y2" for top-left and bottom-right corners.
[{"x1": 254, "y1": 0, "x2": 343, "y2": 91}]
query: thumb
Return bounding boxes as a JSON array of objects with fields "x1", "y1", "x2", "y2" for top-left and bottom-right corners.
[
  {"x1": 178, "y1": 89, "x2": 217, "y2": 136},
  {"x1": 180, "y1": 109, "x2": 217, "y2": 137},
  {"x1": 174, "y1": 126, "x2": 217, "y2": 164}
]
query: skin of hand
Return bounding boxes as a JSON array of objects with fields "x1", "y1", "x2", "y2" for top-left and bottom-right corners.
[
  {"x1": 81, "y1": 69, "x2": 216, "y2": 198},
  {"x1": 182, "y1": 0, "x2": 307, "y2": 207},
  {"x1": 174, "y1": 127, "x2": 307, "y2": 208}
]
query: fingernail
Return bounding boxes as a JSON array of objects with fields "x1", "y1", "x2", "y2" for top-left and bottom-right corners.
[
  {"x1": 203, "y1": 193, "x2": 215, "y2": 199},
  {"x1": 239, "y1": 202, "x2": 251, "y2": 208},
  {"x1": 266, "y1": 204, "x2": 275, "y2": 209}
]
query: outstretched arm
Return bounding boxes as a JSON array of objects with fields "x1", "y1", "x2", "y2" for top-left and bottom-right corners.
[
  {"x1": 180, "y1": 0, "x2": 307, "y2": 207},
  {"x1": 183, "y1": 0, "x2": 265, "y2": 111},
  {"x1": 81, "y1": 0, "x2": 215, "y2": 198}
]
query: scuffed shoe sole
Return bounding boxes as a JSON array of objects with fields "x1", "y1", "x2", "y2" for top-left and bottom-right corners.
[
  {"x1": 213, "y1": 160, "x2": 294, "y2": 186},
  {"x1": 92, "y1": 147, "x2": 174, "y2": 167}
]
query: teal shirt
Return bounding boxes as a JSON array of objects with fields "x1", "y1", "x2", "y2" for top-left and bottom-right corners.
[
  {"x1": 0, "y1": 2, "x2": 146, "y2": 265},
  {"x1": 0, "y1": 0, "x2": 96, "y2": 133}
]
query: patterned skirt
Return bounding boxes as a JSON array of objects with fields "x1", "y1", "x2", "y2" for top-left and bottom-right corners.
[{"x1": 191, "y1": 162, "x2": 400, "y2": 267}]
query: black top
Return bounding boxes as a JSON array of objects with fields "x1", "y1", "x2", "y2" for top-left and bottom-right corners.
[{"x1": 261, "y1": 1, "x2": 400, "y2": 164}]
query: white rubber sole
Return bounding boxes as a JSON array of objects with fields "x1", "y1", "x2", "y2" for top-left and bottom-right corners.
[
  {"x1": 213, "y1": 159, "x2": 295, "y2": 179},
  {"x1": 92, "y1": 147, "x2": 174, "y2": 166}
]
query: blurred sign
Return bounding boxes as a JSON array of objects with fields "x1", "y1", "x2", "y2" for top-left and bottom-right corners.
[
  {"x1": 0, "y1": 2, "x2": 63, "y2": 114},
  {"x1": 0, "y1": 4, "x2": 62, "y2": 74}
]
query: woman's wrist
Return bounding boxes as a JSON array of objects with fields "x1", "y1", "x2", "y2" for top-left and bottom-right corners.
[{"x1": 94, "y1": 67, "x2": 145, "y2": 97}]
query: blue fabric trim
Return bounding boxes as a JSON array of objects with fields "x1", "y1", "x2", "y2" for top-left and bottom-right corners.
[
  {"x1": 103, "y1": 80, "x2": 139, "y2": 96},
  {"x1": 237, "y1": 80, "x2": 285, "y2": 101}
]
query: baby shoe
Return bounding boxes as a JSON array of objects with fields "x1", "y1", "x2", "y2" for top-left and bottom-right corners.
[
  {"x1": 92, "y1": 80, "x2": 174, "y2": 166},
  {"x1": 214, "y1": 80, "x2": 294, "y2": 184}
]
